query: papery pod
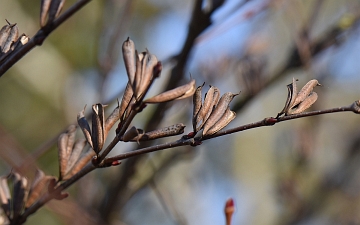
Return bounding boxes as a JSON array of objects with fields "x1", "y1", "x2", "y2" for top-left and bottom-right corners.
[
  {"x1": 1, "y1": 24, "x2": 18, "y2": 54},
  {"x1": 122, "y1": 38, "x2": 136, "y2": 85},
  {"x1": 122, "y1": 126, "x2": 142, "y2": 142},
  {"x1": 40, "y1": 0, "x2": 65, "y2": 27},
  {"x1": 63, "y1": 149, "x2": 95, "y2": 180},
  {"x1": 192, "y1": 83, "x2": 204, "y2": 131},
  {"x1": 0, "y1": 23, "x2": 12, "y2": 50},
  {"x1": 138, "y1": 53, "x2": 158, "y2": 98},
  {"x1": 65, "y1": 139, "x2": 87, "y2": 175},
  {"x1": 196, "y1": 86, "x2": 220, "y2": 131},
  {"x1": 11, "y1": 34, "x2": 29, "y2": 51},
  {"x1": 118, "y1": 82, "x2": 134, "y2": 122},
  {"x1": 202, "y1": 92, "x2": 238, "y2": 136},
  {"x1": 104, "y1": 104, "x2": 120, "y2": 139},
  {"x1": 144, "y1": 79, "x2": 196, "y2": 103},
  {"x1": 12, "y1": 173, "x2": 28, "y2": 220},
  {"x1": 0, "y1": 176, "x2": 11, "y2": 217},
  {"x1": 288, "y1": 92, "x2": 318, "y2": 115},
  {"x1": 131, "y1": 124, "x2": 186, "y2": 141},
  {"x1": 91, "y1": 104, "x2": 106, "y2": 154},
  {"x1": 57, "y1": 133, "x2": 69, "y2": 180},
  {"x1": 133, "y1": 51, "x2": 145, "y2": 98},
  {"x1": 47, "y1": 0, "x2": 63, "y2": 25},
  {"x1": 66, "y1": 125, "x2": 76, "y2": 157},
  {"x1": 292, "y1": 79, "x2": 321, "y2": 107},
  {"x1": 25, "y1": 170, "x2": 51, "y2": 208},
  {"x1": 204, "y1": 107, "x2": 236, "y2": 136},
  {"x1": 77, "y1": 106, "x2": 93, "y2": 149},
  {"x1": 40, "y1": 0, "x2": 51, "y2": 27}
]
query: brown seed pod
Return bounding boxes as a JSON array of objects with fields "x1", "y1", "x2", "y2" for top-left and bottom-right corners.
[
  {"x1": 58, "y1": 133, "x2": 70, "y2": 180},
  {"x1": 12, "y1": 173, "x2": 28, "y2": 220},
  {"x1": 288, "y1": 92, "x2": 318, "y2": 115},
  {"x1": 138, "y1": 53, "x2": 158, "y2": 98},
  {"x1": 0, "y1": 176, "x2": 11, "y2": 217},
  {"x1": 196, "y1": 86, "x2": 221, "y2": 131},
  {"x1": 277, "y1": 78, "x2": 299, "y2": 117},
  {"x1": 122, "y1": 126, "x2": 143, "y2": 142},
  {"x1": 63, "y1": 149, "x2": 95, "y2": 180},
  {"x1": 196, "y1": 86, "x2": 215, "y2": 127},
  {"x1": 91, "y1": 104, "x2": 106, "y2": 154},
  {"x1": 204, "y1": 107, "x2": 236, "y2": 136},
  {"x1": 47, "y1": 0, "x2": 63, "y2": 25},
  {"x1": 40, "y1": 0, "x2": 65, "y2": 27},
  {"x1": 144, "y1": 79, "x2": 196, "y2": 103},
  {"x1": 77, "y1": 105, "x2": 93, "y2": 149},
  {"x1": 66, "y1": 139, "x2": 87, "y2": 175},
  {"x1": 133, "y1": 51, "x2": 145, "y2": 98},
  {"x1": 132, "y1": 123, "x2": 186, "y2": 141},
  {"x1": 192, "y1": 83, "x2": 205, "y2": 132},
  {"x1": 202, "y1": 92, "x2": 238, "y2": 136},
  {"x1": 122, "y1": 38, "x2": 136, "y2": 85},
  {"x1": 1, "y1": 23, "x2": 18, "y2": 54},
  {"x1": 118, "y1": 82, "x2": 135, "y2": 122},
  {"x1": 292, "y1": 79, "x2": 321, "y2": 107},
  {"x1": 0, "y1": 24, "x2": 11, "y2": 50},
  {"x1": 25, "y1": 170, "x2": 52, "y2": 208}
]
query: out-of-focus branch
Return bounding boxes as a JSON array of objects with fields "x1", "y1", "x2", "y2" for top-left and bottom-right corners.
[{"x1": 0, "y1": 0, "x2": 92, "y2": 77}]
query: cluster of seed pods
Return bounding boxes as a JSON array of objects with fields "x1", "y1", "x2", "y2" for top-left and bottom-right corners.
[
  {"x1": 192, "y1": 84, "x2": 239, "y2": 137},
  {"x1": 277, "y1": 78, "x2": 321, "y2": 118},
  {"x1": 0, "y1": 20, "x2": 29, "y2": 63},
  {"x1": 0, "y1": 170, "x2": 66, "y2": 224}
]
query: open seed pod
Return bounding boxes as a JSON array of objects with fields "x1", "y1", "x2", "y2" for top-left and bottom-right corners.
[
  {"x1": 58, "y1": 125, "x2": 93, "y2": 180},
  {"x1": 277, "y1": 78, "x2": 321, "y2": 117}
]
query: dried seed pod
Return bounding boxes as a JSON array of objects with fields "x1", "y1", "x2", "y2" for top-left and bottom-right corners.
[
  {"x1": 133, "y1": 51, "x2": 145, "y2": 98},
  {"x1": 292, "y1": 79, "x2": 321, "y2": 107},
  {"x1": 144, "y1": 79, "x2": 196, "y2": 103},
  {"x1": 138, "y1": 53, "x2": 158, "y2": 98},
  {"x1": 1, "y1": 24, "x2": 18, "y2": 54},
  {"x1": 133, "y1": 123, "x2": 186, "y2": 141},
  {"x1": 91, "y1": 104, "x2": 106, "y2": 154},
  {"x1": 66, "y1": 139, "x2": 87, "y2": 175},
  {"x1": 204, "y1": 107, "x2": 236, "y2": 136},
  {"x1": 192, "y1": 83, "x2": 205, "y2": 132},
  {"x1": 47, "y1": 0, "x2": 63, "y2": 25},
  {"x1": 25, "y1": 169, "x2": 50, "y2": 208},
  {"x1": 196, "y1": 86, "x2": 221, "y2": 131},
  {"x1": 202, "y1": 92, "x2": 238, "y2": 136},
  {"x1": 0, "y1": 176, "x2": 11, "y2": 217},
  {"x1": 122, "y1": 38, "x2": 136, "y2": 85},
  {"x1": 104, "y1": 104, "x2": 120, "y2": 138},
  {"x1": 288, "y1": 92, "x2": 318, "y2": 115},
  {"x1": 122, "y1": 126, "x2": 143, "y2": 142},
  {"x1": 40, "y1": 0, "x2": 65, "y2": 27},
  {"x1": 58, "y1": 133, "x2": 69, "y2": 180},
  {"x1": 277, "y1": 78, "x2": 299, "y2": 117},
  {"x1": 63, "y1": 149, "x2": 95, "y2": 180},
  {"x1": 118, "y1": 82, "x2": 134, "y2": 122},
  {"x1": 0, "y1": 23, "x2": 12, "y2": 50},
  {"x1": 12, "y1": 173, "x2": 28, "y2": 220},
  {"x1": 77, "y1": 105, "x2": 93, "y2": 149}
]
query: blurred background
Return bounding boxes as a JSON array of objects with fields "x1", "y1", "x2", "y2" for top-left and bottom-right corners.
[{"x1": 1, "y1": 0, "x2": 360, "y2": 224}]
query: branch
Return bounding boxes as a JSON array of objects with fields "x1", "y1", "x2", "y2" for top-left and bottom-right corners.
[
  {"x1": 104, "y1": 102, "x2": 359, "y2": 163},
  {"x1": 0, "y1": 0, "x2": 92, "y2": 77}
]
